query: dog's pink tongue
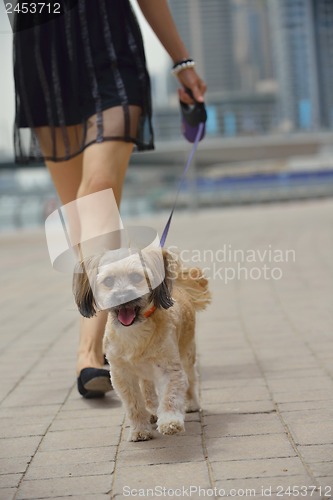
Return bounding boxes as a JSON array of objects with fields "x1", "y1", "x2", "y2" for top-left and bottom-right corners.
[{"x1": 118, "y1": 307, "x2": 136, "y2": 326}]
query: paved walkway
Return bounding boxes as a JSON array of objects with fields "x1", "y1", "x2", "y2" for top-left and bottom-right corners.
[{"x1": 0, "y1": 199, "x2": 333, "y2": 500}]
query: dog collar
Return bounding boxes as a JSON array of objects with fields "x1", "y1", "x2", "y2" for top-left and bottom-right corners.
[{"x1": 143, "y1": 305, "x2": 157, "y2": 318}]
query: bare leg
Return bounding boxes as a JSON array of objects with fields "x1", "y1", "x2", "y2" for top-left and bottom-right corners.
[
  {"x1": 43, "y1": 134, "x2": 133, "y2": 376},
  {"x1": 75, "y1": 141, "x2": 133, "y2": 374}
]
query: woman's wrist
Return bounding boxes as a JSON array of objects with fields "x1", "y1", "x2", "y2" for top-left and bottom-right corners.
[
  {"x1": 171, "y1": 58, "x2": 196, "y2": 76},
  {"x1": 171, "y1": 51, "x2": 190, "y2": 65}
]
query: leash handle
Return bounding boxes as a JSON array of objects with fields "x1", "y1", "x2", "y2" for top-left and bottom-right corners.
[
  {"x1": 160, "y1": 122, "x2": 205, "y2": 247},
  {"x1": 180, "y1": 88, "x2": 207, "y2": 143}
]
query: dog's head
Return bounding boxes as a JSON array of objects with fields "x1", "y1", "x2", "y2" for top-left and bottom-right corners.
[{"x1": 73, "y1": 248, "x2": 176, "y2": 326}]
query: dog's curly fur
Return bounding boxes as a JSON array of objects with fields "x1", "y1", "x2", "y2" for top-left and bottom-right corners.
[{"x1": 73, "y1": 248, "x2": 211, "y2": 441}]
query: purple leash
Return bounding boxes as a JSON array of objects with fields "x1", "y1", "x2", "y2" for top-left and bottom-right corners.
[{"x1": 160, "y1": 121, "x2": 205, "y2": 247}]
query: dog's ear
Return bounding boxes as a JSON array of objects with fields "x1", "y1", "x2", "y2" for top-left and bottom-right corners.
[
  {"x1": 72, "y1": 256, "x2": 99, "y2": 318},
  {"x1": 150, "y1": 249, "x2": 177, "y2": 310}
]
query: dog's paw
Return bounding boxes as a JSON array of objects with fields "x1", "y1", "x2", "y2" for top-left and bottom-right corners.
[
  {"x1": 158, "y1": 420, "x2": 185, "y2": 435},
  {"x1": 157, "y1": 413, "x2": 185, "y2": 435},
  {"x1": 128, "y1": 428, "x2": 153, "y2": 442}
]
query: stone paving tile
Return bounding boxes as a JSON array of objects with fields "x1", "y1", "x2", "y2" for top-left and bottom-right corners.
[
  {"x1": 203, "y1": 413, "x2": 285, "y2": 438},
  {"x1": 31, "y1": 447, "x2": 116, "y2": 467},
  {"x1": 272, "y1": 391, "x2": 333, "y2": 405},
  {"x1": 49, "y1": 415, "x2": 122, "y2": 432},
  {"x1": 60, "y1": 394, "x2": 122, "y2": 413},
  {"x1": 281, "y1": 409, "x2": 333, "y2": 424},
  {"x1": 297, "y1": 445, "x2": 333, "y2": 464},
  {"x1": 268, "y1": 377, "x2": 333, "y2": 393},
  {"x1": 0, "y1": 405, "x2": 61, "y2": 418},
  {"x1": 211, "y1": 457, "x2": 309, "y2": 481},
  {"x1": 258, "y1": 358, "x2": 321, "y2": 374},
  {"x1": 0, "y1": 385, "x2": 72, "y2": 409},
  {"x1": 55, "y1": 408, "x2": 122, "y2": 420},
  {"x1": 0, "y1": 422, "x2": 50, "y2": 439},
  {"x1": 203, "y1": 401, "x2": 276, "y2": 415},
  {"x1": 0, "y1": 414, "x2": 53, "y2": 427},
  {"x1": 288, "y1": 421, "x2": 333, "y2": 446},
  {"x1": 200, "y1": 363, "x2": 262, "y2": 381},
  {"x1": 0, "y1": 436, "x2": 41, "y2": 459},
  {"x1": 200, "y1": 378, "x2": 266, "y2": 390},
  {"x1": 41, "y1": 496, "x2": 111, "y2": 500},
  {"x1": 23, "y1": 460, "x2": 115, "y2": 480},
  {"x1": 309, "y1": 462, "x2": 333, "y2": 478},
  {"x1": 0, "y1": 488, "x2": 16, "y2": 500},
  {"x1": 0, "y1": 473, "x2": 23, "y2": 488},
  {"x1": 264, "y1": 368, "x2": 327, "y2": 381},
  {"x1": 206, "y1": 434, "x2": 296, "y2": 462},
  {"x1": 117, "y1": 445, "x2": 204, "y2": 467},
  {"x1": 112, "y1": 462, "x2": 211, "y2": 497},
  {"x1": 278, "y1": 400, "x2": 333, "y2": 412},
  {"x1": 38, "y1": 428, "x2": 121, "y2": 452},
  {"x1": 201, "y1": 386, "x2": 271, "y2": 404},
  {"x1": 118, "y1": 433, "x2": 203, "y2": 451},
  {"x1": 0, "y1": 457, "x2": 31, "y2": 475},
  {"x1": 16, "y1": 475, "x2": 113, "y2": 499}
]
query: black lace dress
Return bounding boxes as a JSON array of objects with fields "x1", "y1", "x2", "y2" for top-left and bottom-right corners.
[{"x1": 13, "y1": 0, "x2": 154, "y2": 164}]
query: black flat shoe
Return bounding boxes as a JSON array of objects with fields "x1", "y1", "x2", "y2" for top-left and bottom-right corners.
[{"x1": 77, "y1": 367, "x2": 112, "y2": 399}]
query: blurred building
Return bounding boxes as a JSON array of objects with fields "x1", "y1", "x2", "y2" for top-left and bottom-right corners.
[
  {"x1": 168, "y1": 0, "x2": 274, "y2": 95},
  {"x1": 313, "y1": 0, "x2": 333, "y2": 128},
  {"x1": 269, "y1": 0, "x2": 333, "y2": 131},
  {"x1": 153, "y1": 0, "x2": 333, "y2": 142},
  {"x1": 161, "y1": 0, "x2": 277, "y2": 141}
]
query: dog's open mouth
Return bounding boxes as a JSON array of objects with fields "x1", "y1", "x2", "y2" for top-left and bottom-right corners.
[{"x1": 117, "y1": 305, "x2": 140, "y2": 327}]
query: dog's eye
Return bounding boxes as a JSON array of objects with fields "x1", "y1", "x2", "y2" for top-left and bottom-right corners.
[
  {"x1": 129, "y1": 272, "x2": 144, "y2": 284},
  {"x1": 103, "y1": 276, "x2": 114, "y2": 288}
]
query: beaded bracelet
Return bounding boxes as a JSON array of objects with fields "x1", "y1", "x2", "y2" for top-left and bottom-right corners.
[{"x1": 171, "y1": 59, "x2": 196, "y2": 76}]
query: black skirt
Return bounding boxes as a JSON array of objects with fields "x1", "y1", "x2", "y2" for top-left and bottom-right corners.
[{"x1": 13, "y1": 0, "x2": 154, "y2": 164}]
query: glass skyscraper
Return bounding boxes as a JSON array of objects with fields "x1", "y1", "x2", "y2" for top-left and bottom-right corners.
[
  {"x1": 269, "y1": 0, "x2": 333, "y2": 131},
  {"x1": 168, "y1": 0, "x2": 273, "y2": 96},
  {"x1": 313, "y1": 0, "x2": 333, "y2": 128},
  {"x1": 164, "y1": 0, "x2": 333, "y2": 137},
  {"x1": 167, "y1": 0, "x2": 276, "y2": 137}
]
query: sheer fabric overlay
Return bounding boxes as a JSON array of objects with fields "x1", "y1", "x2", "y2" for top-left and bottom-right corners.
[{"x1": 13, "y1": 0, "x2": 154, "y2": 164}]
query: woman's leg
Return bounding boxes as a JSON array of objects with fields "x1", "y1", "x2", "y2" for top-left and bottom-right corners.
[
  {"x1": 46, "y1": 140, "x2": 133, "y2": 376},
  {"x1": 75, "y1": 141, "x2": 133, "y2": 374}
]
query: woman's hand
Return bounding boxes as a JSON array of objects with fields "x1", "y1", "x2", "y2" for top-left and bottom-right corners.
[{"x1": 176, "y1": 68, "x2": 207, "y2": 104}]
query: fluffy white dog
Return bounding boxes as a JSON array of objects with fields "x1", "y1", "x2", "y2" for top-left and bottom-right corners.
[{"x1": 73, "y1": 248, "x2": 210, "y2": 441}]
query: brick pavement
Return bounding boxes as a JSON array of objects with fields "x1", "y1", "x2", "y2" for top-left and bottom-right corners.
[{"x1": 0, "y1": 199, "x2": 332, "y2": 499}]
